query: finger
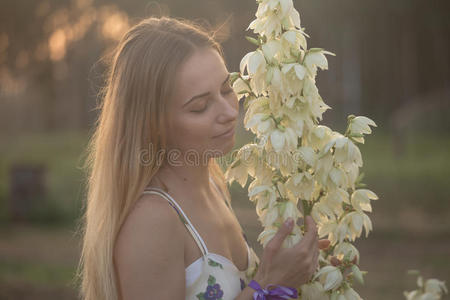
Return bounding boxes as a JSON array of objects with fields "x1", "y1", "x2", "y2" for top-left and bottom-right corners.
[
  {"x1": 318, "y1": 239, "x2": 330, "y2": 250},
  {"x1": 330, "y1": 256, "x2": 341, "y2": 266},
  {"x1": 305, "y1": 215, "x2": 317, "y2": 233},
  {"x1": 312, "y1": 234, "x2": 319, "y2": 258},
  {"x1": 306, "y1": 231, "x2": 319, "y2": 262},
  {"x1": 296, "y1": 216, "x2": 318, "y2": 249},
  {"x1": 264, "y1": 217, "x2": 294, "y2": 255},
  {"x1": 313, "y1": 248, "x2": 320, "y2": 270},
  {"x1": 309, "y1": 246, "x2": 320, "y2": 275},
  {"x1": 351, "y1": 256, "x2": 359, "y2": 266}
]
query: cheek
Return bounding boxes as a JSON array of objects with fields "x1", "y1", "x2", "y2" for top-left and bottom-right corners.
[{"x1": 170, "y1": 115, "x2": 213, "y2": 147}]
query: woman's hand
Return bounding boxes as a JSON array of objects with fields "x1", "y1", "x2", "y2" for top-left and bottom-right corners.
[{"x1": 253, "y1": 216, "x2": 330, "y2": 289}]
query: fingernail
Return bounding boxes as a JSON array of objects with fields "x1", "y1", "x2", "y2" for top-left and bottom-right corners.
[{"x1": 285, "y1": 218, "x2": 294, "y2": 227}]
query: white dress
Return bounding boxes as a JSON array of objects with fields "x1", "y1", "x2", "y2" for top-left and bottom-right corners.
[{"x1": 142, "y1": 176, "x2": 260, "y2": 300}]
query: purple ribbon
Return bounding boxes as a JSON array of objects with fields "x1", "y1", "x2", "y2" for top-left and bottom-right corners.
[{"x1": 248, "y1": 279, "x2": 298, "y2": 300}]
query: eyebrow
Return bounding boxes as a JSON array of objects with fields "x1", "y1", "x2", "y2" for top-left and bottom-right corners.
[{"x1": 182, "y1": 73, "x2": 230, "y2": 107}]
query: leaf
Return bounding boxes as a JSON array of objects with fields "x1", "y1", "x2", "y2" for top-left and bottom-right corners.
[
  {"x1": 351, "y1": 265, "x2": 364, "y2": 285},
  {"x1": 229, "y1": 72, "x2": 240, "y2": 85},
  {"x1": 207, "y1": 274, "x2": 216, "y2": 285},
  {"x1": 238, "y1": 90, "x2": 252, "y2": 95},
  {"x1": 245, "y1": 36, "x2": 260, "y2": 46},
  {"x1": 279, "y1": 201, "x2": 287, "y2": 216},
  {"x1": 208, "y1": 258, "x2": 224, "y2": 269},
  {"x1": 230, "y1": 159, "x2": 241, "y2": 169},
  {"x1": 308, "y1": 47, "x2": 324, "y2": 52}
]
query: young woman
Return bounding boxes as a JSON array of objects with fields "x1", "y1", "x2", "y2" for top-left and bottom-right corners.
[{"x1": 77, "y1": 16, "x2": 330, "y2": 300}]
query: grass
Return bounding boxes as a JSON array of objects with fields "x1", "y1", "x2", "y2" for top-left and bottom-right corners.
[
  {"x1": 0, "y1": 130, "x2": 89, "y2": 225},
  {"x1": 0, "y1": 259, "x2": 75, "y2": 286}
]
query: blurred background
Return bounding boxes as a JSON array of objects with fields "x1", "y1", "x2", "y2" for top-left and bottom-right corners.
[{"x1": 0, "y1": 0, "x2": 449, "y2": 299}]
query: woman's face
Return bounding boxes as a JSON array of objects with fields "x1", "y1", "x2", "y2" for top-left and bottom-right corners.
[{"x1": 165, "y1": 47, "x2": 239, "y2": 164}]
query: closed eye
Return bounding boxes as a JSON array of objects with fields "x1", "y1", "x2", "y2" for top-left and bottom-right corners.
[
  {"x1": 191, "y1": 89, "x2": 234, "y2": 113},
  {"x1": 191, "y1": 106, "x2": 207, "y2": 113}
]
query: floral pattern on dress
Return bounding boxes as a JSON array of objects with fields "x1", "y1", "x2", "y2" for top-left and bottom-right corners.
[
  {"x1": 208, "y1": 258, "x2": 224, "y2": 269},
  {"x1": 240, "y1": 278, "x2": 246, "y2": 291},
  {"x1": 196, "y1": 274, "x2": 224, "y2": 300}
]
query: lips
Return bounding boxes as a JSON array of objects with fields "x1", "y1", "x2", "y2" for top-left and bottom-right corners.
[{"x1": 214, "y1": 127, "x2": 235, "y2": 138}]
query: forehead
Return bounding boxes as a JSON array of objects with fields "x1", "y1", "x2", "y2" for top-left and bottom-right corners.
[{"x1": 171, "y1": 47, "x2": 228, "y2": 107}]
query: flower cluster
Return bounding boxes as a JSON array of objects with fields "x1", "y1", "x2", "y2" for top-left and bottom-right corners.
[
  {"x1": 225, "y1": 0, "x2": 378, "y2": 298},
  {"x1": 403, "y1": 270, "x2": 448, "y2": 300},
  {"x1": 226, "y1": 1, "x2": 448, "y2": 299}
]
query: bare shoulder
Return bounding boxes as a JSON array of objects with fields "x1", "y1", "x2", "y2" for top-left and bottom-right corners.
[
  {"x1": 114, "y1": 192, "x2": 185, "y2": 299},
  {"x1": 115, "y1": 192, "x2": 185, "y2": 247}
]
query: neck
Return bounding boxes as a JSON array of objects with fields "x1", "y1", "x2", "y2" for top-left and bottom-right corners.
[{"x1": 152, "y1": 158, "x2": 216, "y2": 205}]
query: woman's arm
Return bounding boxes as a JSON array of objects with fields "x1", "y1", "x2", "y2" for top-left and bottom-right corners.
[
  {"x1": 233, "y1": 286, "x2": 259, "y2": 300},
  {"x1": 233, "y1": 273, "x2": 269, "y2": 300},
  {"x1": 114, "y1": 194, "x2": 186, "y2": 299}
]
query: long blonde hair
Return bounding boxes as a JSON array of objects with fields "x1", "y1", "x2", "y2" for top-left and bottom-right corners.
[{"x1": 75, "y1": 16, "x2": 232, "y2": 300}]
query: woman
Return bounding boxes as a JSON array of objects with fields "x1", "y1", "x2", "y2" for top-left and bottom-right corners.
[{"x1": 77, "y1": 16, "x2": 330, "y2": 300}]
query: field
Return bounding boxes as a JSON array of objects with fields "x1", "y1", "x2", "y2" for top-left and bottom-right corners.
[{"x1": 0, "y1": 129, "x2": 448, "y2": 299}]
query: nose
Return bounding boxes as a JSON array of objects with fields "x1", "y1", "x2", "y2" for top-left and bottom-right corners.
[{"x1": 217, "y1": 94, "x2": 239, "y2": 124}]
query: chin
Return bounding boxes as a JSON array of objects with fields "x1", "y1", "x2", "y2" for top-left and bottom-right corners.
[{"x1": 205, "y1": 139, "x2": 235, "y2": 158}]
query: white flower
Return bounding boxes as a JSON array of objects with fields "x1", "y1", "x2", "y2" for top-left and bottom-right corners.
[
  {"x1": 318, "y1": 219, "x2": 338, "y2": 243},
  {"x1": 343, "y1": 287, "x2": 363, "y2": 300},
  {"x1": 266, "y1": 65, "x2": 287, "y2": 95},
  {"x1": 424, "y1": 278, "x2": 448, "y2": 296},
  {"x1": 281, "y1": 29, "x2": 307, "y2": 50},
  {"x1": 311, "y1": 201, "x2": 336, "y2": 223},
  {"x1": 259, "y1": 206, "x2": 279, "y2": 228},
  {"x1": 329, "y1": 165, "x2": 349, "y2": 188},
  {"x1": 349, "y1": 116, "x2": 377, "y2": 135},
  {"x1": 313, "y1": 265, "x2": 343, "y2": 291},
  {"x1": 300, "y1": 281, "x2": 329, "y2": 300},
  {"x1": 257, "y1": 226, "x2": 278, "y2": 248},
  {"x1": 232, "y1": 76, "x2": 251, "y2": 96},
  {"x1": 285, "y1": 170, "x2": 315, "y2": 201},
  {"x1": 245, "y1": 113, "x2": 275, "y2": 135},
  {"x1": 249, "y1": 183, "x2": 275, "y2": 201},
  {"x1": 303, "y1": 49, "x2": 335, "y2": 77},
  {"x1": 308, "y1": 125, "x2": 334, "y2": 151},
  {"x1": 333, "y1": 242, "x2": 360, "y2": 263},
  {"x1": 322, "y1": 133, "x2": 363, "y2": 168},
  {"x1": 281, "y1": 67, "x2": 306, "y2": 97},
  {"x1": 269, "y1": 126, "x2": 298, "y2": 153},
  {"x1": 281, "y1": 200, "x2": 301, "y2": 221},
  {"x1": 318, "y1": 210, "x2": 370, "y2": 244},
  {"x1": 224, "y1": 144, "x2": 260, "y2": 187},
  {"x1": 314, "y1": 151, "x2": 334, "y2": 186},
  {"x1": 345, "y1": 162, "x2": 360, "y2": 189},
  {"x1": 404, "y1": 272, "x2": 448, "y2": 300},
  {"x1": 262, "y1": 39, "x2": 282, "y2": 63},
  {"x1": 348, "y1": 116, "x2": 377, "y2": 144},
  {"x1": 240, "y1": 50, "x2": 266, "y2": 76},
  {"x1": 295, "y1": 146, "x2": 316, "y2": 166},
  {"x1": 281, "y1": 62, "x2": 307, "y2": 80},
  {"x1": 322, "y1": 187, "x2": 348, "y2": 214},
  {"x1": 403, "y1": 290, "x2": 423, "y2": 300},
  {"x1": 351, "y1": 189, "x2": 378, "y2": 213},
  {"x1": 341, "y1": 211, "x2": 372, "y2": 241}
]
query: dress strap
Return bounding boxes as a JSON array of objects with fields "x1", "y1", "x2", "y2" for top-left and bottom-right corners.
[{"x1": 142, "y1": 188, "x2": 209, "y2": 256}]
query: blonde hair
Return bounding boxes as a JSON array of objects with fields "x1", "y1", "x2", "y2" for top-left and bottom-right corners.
[{"x1": 75, "y1": 16, "x2": 232, "y2": 300}]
